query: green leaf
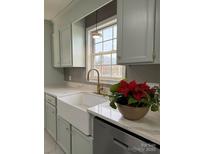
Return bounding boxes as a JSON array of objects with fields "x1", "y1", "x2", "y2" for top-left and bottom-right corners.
[
  {"x1": 151, "y1": 104, "x2": 159, "y2": 112},
  {"x1": 110, "y1": 83, "x2": 120, "y2": 93},
  {"x1": 128, "y1": 97, "x2": 137, "y2": 105},
  {"x1": 110, "y1": 101, "x2": 117, "y2": 109}
]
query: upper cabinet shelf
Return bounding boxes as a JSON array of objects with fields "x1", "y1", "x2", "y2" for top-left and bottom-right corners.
[{"x1": 117, "y1": 0, "x2": 160, "y2": 64}]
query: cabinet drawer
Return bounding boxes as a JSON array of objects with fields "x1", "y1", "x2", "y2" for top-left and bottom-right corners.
[{"x1": 45, "y1": 94, "x2": 56, "y2": 106}]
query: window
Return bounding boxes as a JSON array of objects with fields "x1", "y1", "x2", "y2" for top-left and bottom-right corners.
[{"x1": 87, "y1": 17, "x2": 125, "y2": 84}]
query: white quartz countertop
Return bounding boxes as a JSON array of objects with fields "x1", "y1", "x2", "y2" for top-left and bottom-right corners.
[
  {"x1": 44, "y1": 85, "x2": 94, "y2": 98},
  {"x1": 88, "y1": 103, "x2": 160, "y2": 145}
]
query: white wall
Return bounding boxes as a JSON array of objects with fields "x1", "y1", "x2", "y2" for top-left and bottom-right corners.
[{"x1": 44, "y1": 20, "x2": 64, "y2": 86}]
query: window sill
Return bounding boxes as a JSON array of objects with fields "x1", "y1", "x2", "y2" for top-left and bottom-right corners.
[{"x1": 88, "y1": 79, "x2": 119, "y2": 86}]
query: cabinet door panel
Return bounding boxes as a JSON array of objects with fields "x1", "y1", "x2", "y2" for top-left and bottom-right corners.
[
  {"x1": 46, "y1": 103, "x2": 50, "y2": 131},
  {"x1": 117, "y1": 0, "x2": 155, "y2": 64},
  {"x1": 57, "y1": 116, "x2": 71, "y2": 154},
  {"x1": 154, "y1": 0, "x2": 160, "y2": 63},
  {"x1": 52, "y1": 32, "x2": 61, "y2": 67},
  {"x1": 46, "y1": 103, "x2": 56, "y2": 140},
  {"x1": 60, "y1": 26, "x2": 72, "y2": 67},
  {"x1": 72, "y1": 20, "x2": 85, "y2": 67},
  {"x1": 72, "y1": 127, "x2": 93, "y2": 154}
]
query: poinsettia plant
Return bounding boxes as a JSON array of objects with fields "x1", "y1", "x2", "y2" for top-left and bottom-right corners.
[{"x1": 108, "y1": 80, "x2": 160, "y2": 111}]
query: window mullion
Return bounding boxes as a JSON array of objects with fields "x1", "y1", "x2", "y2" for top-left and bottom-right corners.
[{"x1": 111, "y1": 26, "x2": 114, "y2": 78}]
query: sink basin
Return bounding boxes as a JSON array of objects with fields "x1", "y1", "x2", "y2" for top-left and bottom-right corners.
[{"x1": 57, "y1": 92, "x2": 109, "y2": 135}]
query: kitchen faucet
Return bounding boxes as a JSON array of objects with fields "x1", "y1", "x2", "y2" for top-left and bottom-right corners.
[{"x1": 87, "y1": 69, "x2": 101, "y2": 94}]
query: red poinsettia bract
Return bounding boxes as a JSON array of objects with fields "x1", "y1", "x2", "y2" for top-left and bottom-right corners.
[{"x1": 117, "y1": 80, "x2": 154, "y2": 101}]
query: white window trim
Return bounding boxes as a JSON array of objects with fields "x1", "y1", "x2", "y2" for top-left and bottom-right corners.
[{"x1": 86, "y1": 15, "x2": 126, "y2": 85}]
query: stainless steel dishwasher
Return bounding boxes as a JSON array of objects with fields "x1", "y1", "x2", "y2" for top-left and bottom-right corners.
[{"x1": 93, "y1": 117, "x2": 160, "y2": 154}]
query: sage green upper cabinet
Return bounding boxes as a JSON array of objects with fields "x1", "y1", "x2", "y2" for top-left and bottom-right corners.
[
  {"x1": 154, "y1": 0, "x2": 160, "y2": 63},
  {"x1": 117, "y1": 0, "x2": 157, "y2": 64},
  {"x1": 52, "y1": 32, "x2": 61, "y2": 67},
  {"x1": 71, "y1": 19, "x2": 85, "y2": 67},
  {"x1": 52, "y1": 22, "x2": 85, "y2": 68},
  {"x1": 60, "y1": 26, "x2": 72, "y2": 67}
]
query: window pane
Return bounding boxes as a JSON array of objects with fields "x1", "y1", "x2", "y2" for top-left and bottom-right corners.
[
  {"x1": 94, "y1": 30, "x2": 102, "y2": 43},
  {"x1": 102, "y1": 54, "x2": 111, "y2": 65},
  {"x1": 112, "y1": 65, "x2": 122, "y2": 78},
  {"x1": 94, "y1": 55, "x2": 101, "y2": 65},
  {"x1": 113, "y1": 39, "x2": 117, "y2": 50},
  {"x1": 103, "y1": 27, "x2": 113, "y2": 41},
  {"x1": 102, "y1": 65, "x2": 111, "y2": 77},
  {"x1": 112, "y1": 53, "x2": 117, "y2": 65},
  {"x1": 94, "y1": 43, "x2": 102, "y2": 53},
  {"x1": 93, "y1": 66, "x2": 101, "y2": 77},
  {"x1": 103, "y1": 40, "x2": 112, "y2": 52},
  {"x1": 113, "y1": 25, "x2": 117, "y2": 38}
]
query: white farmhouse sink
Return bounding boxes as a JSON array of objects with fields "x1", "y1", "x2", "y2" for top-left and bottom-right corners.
[{"x1": 57, "y1": 92, "x2": 108, "y2": 135}]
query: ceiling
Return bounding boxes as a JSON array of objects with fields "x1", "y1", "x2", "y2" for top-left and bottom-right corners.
[{"x1": 44, "y1": 0, "x2": 73, "y2": 20}]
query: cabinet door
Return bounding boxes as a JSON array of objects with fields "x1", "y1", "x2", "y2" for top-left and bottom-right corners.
[
  {"x1": 52, "y1": 31, "x2": 61, "y2": 67},
  {"x1": 57, "y1": 116, "x2": 71, "y2": 154},
  {"x1": 46, "y1": 103, "x2": 56, "y2": 140},
  {"x1": 117, "y1": 0, "x2": 155, "y2": 64},
  {"x1": 72, "y1": 20, "x2": 85, "y2": 67},
  {"x1": 154, "y1": 0, "x2": 160, "y2": 63},
  {"x1": 60, "y1": 26, "x2": 72, "y2": 67},
  {"x1": 72, "y1": 127, "x2": 93, "y2": 154}
]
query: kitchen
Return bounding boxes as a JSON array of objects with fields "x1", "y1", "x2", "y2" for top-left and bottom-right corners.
[
  {"x1": 1, "y1": 0, "x2": 204, "y2": 154},
  {"x1": 45, "y1": 0, "x2": 160, "y2": 154}
]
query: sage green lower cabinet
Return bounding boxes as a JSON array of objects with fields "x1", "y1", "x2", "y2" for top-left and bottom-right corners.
[
  {"x1": 57, "y1": 116, "x2": 71, "y2": 154},
  {"x1": 46, "y1": 102, "x2": 56, "y2": 140},
  {"x1": 72, "y1": 127, "x2": 93, "y2": 154}
]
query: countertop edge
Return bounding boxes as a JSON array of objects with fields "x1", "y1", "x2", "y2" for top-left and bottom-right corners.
[{"x1": 88, "y1": 109, "x2": 160, "y2": 145}]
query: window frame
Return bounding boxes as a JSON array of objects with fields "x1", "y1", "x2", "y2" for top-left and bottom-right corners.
[{"x1": 86, "y1": 15, "x2": 126, "y2": 84}]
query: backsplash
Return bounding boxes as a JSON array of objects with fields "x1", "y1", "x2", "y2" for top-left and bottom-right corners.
[
  {"x1": 126, "y1": 65, "x2": 160, "y2": 83},
  {"x1": 64, "y1": 64, "x2": 160, "y2": 83}
]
